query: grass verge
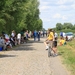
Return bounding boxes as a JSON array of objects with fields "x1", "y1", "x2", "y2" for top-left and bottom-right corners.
[{"x1": 58, "y1": 39, "x2": 75, "y2": 75}]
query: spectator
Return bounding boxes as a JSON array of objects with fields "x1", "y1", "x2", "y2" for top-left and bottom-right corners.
[
  {"x1": 37, "y1": 31, "x2": 41, "y2": 41},
  {"x1": 11, "y1": 30, "x2": 16, "y2": 38},
  {"x1": 43, "y1": 31, "x2": 45, "y2": 37},
  {"x1": 59, "y1": 37, "x2": 66, "y2": 46},
  {"x1": 11, "y1": 30, "x2": 17, "y2": 45},
  {"x1": 55, "y1": 32, "x2": 58, "y2": 39},
  {"x1": 10, "y1": 36, "x2": 15, "y2": 46},
  {"x1": 45, "y1": 31, "x2": 47, "y2": 37},
  {"x1": 4, "y1": 35, "x2": 12, "y2": 49},
  {"x1": 24, "y1": 31, "x2": 27, "y2": 43},
  {"x1": 0, "y1": 36, "x2": 7, "y2": 50},
  {"x1": 60, "y1": 32, "x2": 63, "y2": 37},
  {"x1": 29, "y1": 31, "x2": 32, "y2": 38},
  {"x1": 33, "y1": 30, "x2": 37, "y2": 41},
  {"x1": 17, "y1": 33, "x2": 21, "y2": 45},
  {"x1": 26, "y1": 30, "x2": 29, "y2": 40}
]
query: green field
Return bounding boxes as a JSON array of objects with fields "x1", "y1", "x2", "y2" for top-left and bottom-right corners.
[{"x1": 58, "y1": 39, "x2": 75, "y2": 75}]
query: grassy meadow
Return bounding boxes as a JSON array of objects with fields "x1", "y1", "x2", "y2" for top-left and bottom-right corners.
[{"x1": 58, "y1": 39, "x2": 75, "y2": 75}]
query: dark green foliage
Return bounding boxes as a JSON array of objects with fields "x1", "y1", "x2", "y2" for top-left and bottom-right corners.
[
  {"x1": 55, "y1": 23, "x2": 75, "y2": 33},
  {"x1": 0, "y1": 0, "x2": 42, "y2": 34}
]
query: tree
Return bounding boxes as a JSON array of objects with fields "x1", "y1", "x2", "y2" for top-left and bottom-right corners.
[
  {"x1": 63, "y1": 23, "x2": 73, "y2": 29},
  {"x1": 0, "y1": 0, "x2": 43, "y2": 34},
  {"x1": 56, "y1": 23, "x2": 63, "y2": 30}
]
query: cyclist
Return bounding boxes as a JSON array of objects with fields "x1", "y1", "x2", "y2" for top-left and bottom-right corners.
[{"x1": 44, "y1": 28, "x2": 54, "y2": 50}]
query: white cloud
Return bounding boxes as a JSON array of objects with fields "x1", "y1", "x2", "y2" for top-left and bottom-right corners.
[
  {"x1": 58, "y1": 5, "x2": 67, "y2": 9},
  {"x1": 39, "y1": 6, "x2": 51, "y2": 11},
  {"x1": 62, "y1": 16, "x2": 68, "y2": 20},
  {"x1": 39, "y1": 0, "x2": 75, "y2": 29},
  {"x1": 53, "y1": 13, "x2": 68, "y2": 20},
  {"x1": 70, "y1": 19, "x2": 75, "y2": 23},
  {"x1": 56, "y1": 0, "x2": 75, "y2": 5},
  {"x1": 71, "y1": 4, "x2": 75, "y2": 9},
  {"x1": 39, "y1": 0, "x2": 49, "y2": 7},
  {"x1": 40, "y1": 1, "x2": 49, "y2": 5},
  {"x1": 57, "y1": 0, "x2": 67, "y2": 5},
  {"x1": 41, "y1": 17, "x2": 51, "y2": 22},
  {"x1": 53, "y1": 13, "x2": 61, "y2": 19},
  {"x1": 39, "y1": 1, "x2": 51, "y2": 12}
]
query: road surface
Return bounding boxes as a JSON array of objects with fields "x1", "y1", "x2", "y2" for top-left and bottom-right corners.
[{"x1": 0, "y1": 38, "x2": 70, "y2": 75}]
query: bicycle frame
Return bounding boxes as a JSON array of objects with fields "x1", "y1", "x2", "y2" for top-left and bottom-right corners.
[{"x1": 48, "y1": 42, "x2": 52, "y2": 57}]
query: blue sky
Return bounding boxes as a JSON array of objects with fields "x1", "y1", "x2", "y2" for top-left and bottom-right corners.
[{"x1": 39, "y1": 0, "x2": 75, "y2": 30}]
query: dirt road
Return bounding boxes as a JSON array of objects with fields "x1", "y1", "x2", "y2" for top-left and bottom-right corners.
[{"x1": 0, "y1": 38, "x2": 70, "y2": 75}]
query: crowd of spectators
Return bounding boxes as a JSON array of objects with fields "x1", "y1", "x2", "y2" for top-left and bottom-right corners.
[
  {"x1": 0, "y1": 30, "x2": 29, "y2": 50},
  {"x1": 0, "y1": 30, "x2": 48, "y2": 51}
]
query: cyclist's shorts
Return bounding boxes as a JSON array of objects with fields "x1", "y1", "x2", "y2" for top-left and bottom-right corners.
[
  {"x1": 49, "y1": 40, "x2": 53, "y2": 48},
  {"x1": 46, "y1": 40, "x2": 53, "y2": 48}
]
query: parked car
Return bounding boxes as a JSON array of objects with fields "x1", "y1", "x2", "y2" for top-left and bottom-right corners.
[{"x1": 66, "y1": 32, "x2": 74, "y2": 41}]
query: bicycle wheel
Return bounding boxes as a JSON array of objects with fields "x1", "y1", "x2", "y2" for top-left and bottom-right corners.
[{"x1": 48, "y1": 46, "x2": 52, "y2": 57}]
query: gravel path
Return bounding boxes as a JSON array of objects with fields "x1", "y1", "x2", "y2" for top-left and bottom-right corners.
[{"x1": 0, "y1": 38, "x2": 70, "y2": 75}]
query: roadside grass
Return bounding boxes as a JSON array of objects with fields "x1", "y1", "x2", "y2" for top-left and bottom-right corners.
[{"x1": 58, "y1": 39, "x2": 75, "y2": 75}]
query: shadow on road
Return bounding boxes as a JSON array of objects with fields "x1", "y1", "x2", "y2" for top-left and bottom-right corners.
[
  {"x1": 6, "y1": 40, "x2": 44, "y2": 51},
  {"x1": 28, "y1": 40, "x2": 44, "y2": 43},
  {"x1": 0, "y1": 54, "x2": 17, "y2": 58},
  {"x1": 13, "y1": 45, "x2": 35, "y2": 51},
  {"x1": 11, "y1": 40, "x2": 43, "y2": 51}
]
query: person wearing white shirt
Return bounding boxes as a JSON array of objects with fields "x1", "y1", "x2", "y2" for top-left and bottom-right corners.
[{"x1": 17, "y1": 33, "x2": 21, "y2": 45}]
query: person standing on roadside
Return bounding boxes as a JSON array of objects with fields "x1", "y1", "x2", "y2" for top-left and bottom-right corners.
[
  {"x1": 37, "y1": 31, "x2": 41, "y2": 41},
  {"x1": 0, "y1": 36, "x2": 7, "y2": 50},
  {"x1": 17, "y1": 32, "x2": 21, "y2": 45},
  {"x1": 33, "y1": 30, "x2": 37, "y2": 41},
  {"x1": 25, "y1": 30, "x2": 29, "y2": 40}
]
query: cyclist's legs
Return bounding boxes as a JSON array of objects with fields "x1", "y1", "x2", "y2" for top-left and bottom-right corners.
[
  {"x1": 49, "y1": 40, "x2": 53, "y2": 49},
  {"x1": 44, "y1": 40, "x2": 49, "y2": 49}
]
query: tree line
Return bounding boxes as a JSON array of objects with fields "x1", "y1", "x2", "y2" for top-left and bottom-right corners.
[
  {"x1": 53, "y1": 23, "x2": 75, "y2": 33},
  {"x1": 0, "y1": 0, "x2": 42, "y2": 34}
]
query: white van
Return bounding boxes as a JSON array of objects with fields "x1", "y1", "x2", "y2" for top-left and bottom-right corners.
[{"x1": 66, "y1": 32, "x2": 73, "y2": 41}]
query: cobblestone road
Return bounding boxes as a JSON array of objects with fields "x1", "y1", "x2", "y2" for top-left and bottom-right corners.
[{"x1": 0, "y1": 38, "x2": 70, "y2": 75}]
